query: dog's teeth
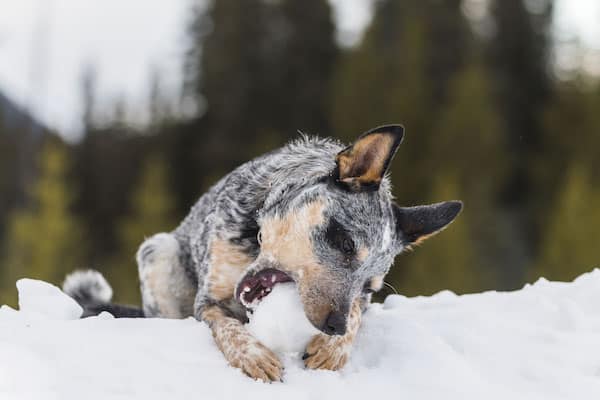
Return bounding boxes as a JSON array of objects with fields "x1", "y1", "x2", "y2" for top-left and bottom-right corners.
[
  {"x1": 243, "y1": 286, "x2": 251, "y2": 293},
  {"x1": 265, "y1": 287, "x2": 271, "y2": 293},
  {"x1": 271, "y1": 275, "x2": 276, "y2": 283}
]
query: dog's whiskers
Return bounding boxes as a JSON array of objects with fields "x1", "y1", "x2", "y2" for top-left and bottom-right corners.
[{"x1": 383, "y1": 281, "x2": 398, "y2": 295}]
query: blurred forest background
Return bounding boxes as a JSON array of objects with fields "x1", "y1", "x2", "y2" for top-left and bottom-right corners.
[{"x1": 1, "y1": 0, "x2": 599, "y2": 307}]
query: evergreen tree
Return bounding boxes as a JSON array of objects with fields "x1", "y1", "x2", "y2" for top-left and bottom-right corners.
[
  {"x1": 429, "y1": 59, "x2": 505, "y2": 195},
  {"x1": 0, "y1": 141, "x2": 85, "y2": 306},
  {"x1": 182, "y1": 0, "x2": 337, "y2": 190},
  {"x1": 486, "y1": 0, "x2": 554, "y2": 204},
  {"x1": 426, "y1": 58, "x2": 522, "y2": 289},
  {"x1": 530, "y1": 80, "x2": 600, "y2": 284},
  {"x1": 536, "y1": 80, "x2": 600, "y2": 200},
  {"x1": 262, "y1": 0, "x2": 337, "y2": 136},
  {"x1": 108, "y1": 155, "x2": 177, "y2": 304},
  {"x1": 331, "y1": 0, "x2": 471, "y2": 203},
  {"x1": 0, "y1": 113, "x2": 15, "y2": 238},
  {"x1": 532, "y1": 165, "x2": 600, "y2": 282}
]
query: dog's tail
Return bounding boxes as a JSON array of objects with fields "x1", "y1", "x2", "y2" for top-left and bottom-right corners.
[{"x1": 63, "y1": 270, "x2": 144, "y2": 318}]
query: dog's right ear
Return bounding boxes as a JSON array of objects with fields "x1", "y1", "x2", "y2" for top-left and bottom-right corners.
[
  {"x1": 393, "y1": 201, "x2": 463, "y2": 247},
  {"x1": 334, "y1": 124, "x2": 404, "y2": 191}
]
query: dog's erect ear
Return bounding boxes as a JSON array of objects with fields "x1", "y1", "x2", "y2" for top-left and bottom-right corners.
[
  {"x1": 335, "y1": 124, "x2": 404, "y2": 191},
  {"x1": 393, "y1": 201, "x2": 463, "y2": 246}
]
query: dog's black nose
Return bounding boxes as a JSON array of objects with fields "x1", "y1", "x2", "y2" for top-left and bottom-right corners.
[{"x1": 322, "y1": 311, "x2": 347, "y2": 336}]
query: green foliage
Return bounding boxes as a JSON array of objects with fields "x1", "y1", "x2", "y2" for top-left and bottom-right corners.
[
  {"x1": 187, "y1": 0, "x2": 337, "y2": 176},
  {"x1": 0, "y1": 142, "x2": 85, "y2": 306},
  {"x1": 532, "y1": 165, "x2": 600, "y2": 282},
  {"x1": 429, "y1": 60, "x2": 506, "y2": 195},
  {"x1": 535, "y1": 81, "x2": 600, "y2": 200},
  {"x1": 108, "y1": 155, "x2": 177, "y2": 304}
]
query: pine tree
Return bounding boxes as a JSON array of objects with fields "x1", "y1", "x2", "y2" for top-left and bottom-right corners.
[
  {"x1": 532, "y1": 165, "x2": 600, "y2": 282},
  {"x1": 108, "y1": 155, "x2": 177, "y2": 304},
  {"x1": 486, "y1": 0, "x2": 554, "y2": 204},
  {"x1": 0, "y1": 141, "x2": 85, "y2": 306},
  {"x1": 426, "y1": 58, "x2": 521, "y2": 289},
  {"x1": 331, "y1": 0, "x2": 471, "y2": 204},
  {"x1": 263, "y1": 0, "x2": 337, "y2": 136},
  {"x1": 428, "y1": 60, "x2": 505, "y2": 195},
  {"x1": 183, "y1": 0, "x2": 337, "y2": 184},
  {"x1": 484, "y1": 0, "x2": 555, "y2": 287},
  {"x1": 536, "y1": 80, "x2": 600, "y2": 204}
]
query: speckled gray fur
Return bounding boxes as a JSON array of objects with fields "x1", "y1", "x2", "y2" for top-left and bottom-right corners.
[
  {"x1": 70, "y1": 125, "x2": 461, "y2": 337},
  {"x1": 135, "y1": 127, "x2": 460, "y2": 327},
  {"x1": 170, "y1": 135, "x2": 393, "y2": 321}
]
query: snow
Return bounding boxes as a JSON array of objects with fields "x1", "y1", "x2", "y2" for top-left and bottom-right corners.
[
  {"x1": 246, "y1": 282, "x2": 319, "y2": 354},
  {"x1": 2, "y1": 271, "x2": 600, "y2": 400},
  {"x1": 16, "y1": 279, "x2": 82, "y2": 320}
]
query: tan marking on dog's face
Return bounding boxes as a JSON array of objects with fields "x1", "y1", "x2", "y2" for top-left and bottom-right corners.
[
  {"x1": 206, "y1": 239, "x2": 254, "y2": 301},
  {"x1": 336, "y1": 133, "x2": 395, "y2": 185},
  {"x1": 357, "y1": 246, "x2": 369, "y2": 262},
  {"x1": 259, "y1": 199, "x2": 333, "y2": 327},
  {"x1": 259, "y1": 199, "x2": 325, "y2": 270},
  {"x1": 369, "y1": 275, "x2": 385, "y2": 292}
]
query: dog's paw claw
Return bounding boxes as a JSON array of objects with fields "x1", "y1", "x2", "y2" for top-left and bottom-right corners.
[
  {"x1": 231, "y1": 341, "x2": 283, "y2": 382},
  {"x1": 303, "y1": 333, "x2": 351, "y2": 371}
]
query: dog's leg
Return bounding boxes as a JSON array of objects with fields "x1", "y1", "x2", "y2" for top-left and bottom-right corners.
[
  {"x1": 137, "y1": 233, "x2": 196, "y2": 318},
  {"x1": 200, "y1": 303, "x2": 283, "y2": 382},
  {"x1": 303, "y1": 298, "x2": 362, "y2": 371}
]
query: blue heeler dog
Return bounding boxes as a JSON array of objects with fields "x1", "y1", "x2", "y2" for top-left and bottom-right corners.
[{"x1": 63, "y1": 125, "x2": 462, "y2": 382}]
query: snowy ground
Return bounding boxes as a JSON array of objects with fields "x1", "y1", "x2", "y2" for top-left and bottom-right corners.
[{"x1": 2, "y1": 271, "x2": 600, "y2": 400}]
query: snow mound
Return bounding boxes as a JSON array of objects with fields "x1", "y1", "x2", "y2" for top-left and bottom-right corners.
[
  {"x1": 246, "y1": 282, "x2": 319, "y2": 354},
  {"x1": 16, "y1": 278, "x2": 82, "y2": 320},
  {"x1": 1, "y1": 270, "x2": 600, "y2": 400}
]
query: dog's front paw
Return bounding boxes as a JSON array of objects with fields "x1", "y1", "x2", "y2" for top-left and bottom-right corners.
[
  {"x1": 227, "y1": 337, "x2": 283, "y2": 382},
  {"x1": 303, "y1": 333, "x2": 351, "y2": 371},
  {"x1": 203, "y1": 305, "x2": 283, "y2": 382}
]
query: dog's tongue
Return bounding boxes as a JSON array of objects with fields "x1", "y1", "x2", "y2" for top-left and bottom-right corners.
[{"x1": 236, "y1": 268, "x2": 293, "y2": 308}]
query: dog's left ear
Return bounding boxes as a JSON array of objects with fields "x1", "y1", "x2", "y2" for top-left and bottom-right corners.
[
  {"x1": 393, "y1": 201, "x2": 463, "y2": 246},
  {"x1": 335, "y1": 124, "x2": 404, "y2": 191}
]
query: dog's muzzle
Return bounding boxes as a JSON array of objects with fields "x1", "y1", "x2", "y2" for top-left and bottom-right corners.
[{"x1": 322, "y1": 310, "x2": 347, "y2": 336}]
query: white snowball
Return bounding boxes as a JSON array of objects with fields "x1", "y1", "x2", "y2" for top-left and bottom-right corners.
[
  {"x1": 246, "y1": 282, "x2": 319, "y2": 354},
  {"x1": 383, "y1": 294, "x2": 407, "y2": 310},
  {"x1": 17, "y1": 279, "x2": 83, "y2": 320}
]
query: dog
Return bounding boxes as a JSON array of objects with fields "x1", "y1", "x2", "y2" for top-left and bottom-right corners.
[{"x1": 63, "y1": 125, "x2": 462, "y2": 382}]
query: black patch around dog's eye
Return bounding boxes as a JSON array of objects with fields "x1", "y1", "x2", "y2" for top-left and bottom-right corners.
[
  {"x1": 325, "y1": 218, "x2": 355, "y2": 256},
  {"x1": 363, "y1": 281, "x2": 375, "y2": 294}
]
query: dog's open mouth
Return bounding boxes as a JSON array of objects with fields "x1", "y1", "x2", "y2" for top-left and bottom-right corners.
[{"x1": 236, "y1": 268, "x2": 293, "y2": 308}]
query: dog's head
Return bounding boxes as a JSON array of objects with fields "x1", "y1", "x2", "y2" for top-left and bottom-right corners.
[{"x1": 235, "y1": 125, "x2": 462, "y2": 335}]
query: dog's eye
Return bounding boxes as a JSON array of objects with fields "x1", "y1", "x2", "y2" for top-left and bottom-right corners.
[
  {"x1": 257, "y1": 230, "x2": 262, "y2": 245},
  {"x1": 325, "y1": 218, "x2": 355, "y2": 257},
  {"x1": 342, "y1": 238, "x2": 354, "y2": 255}
]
